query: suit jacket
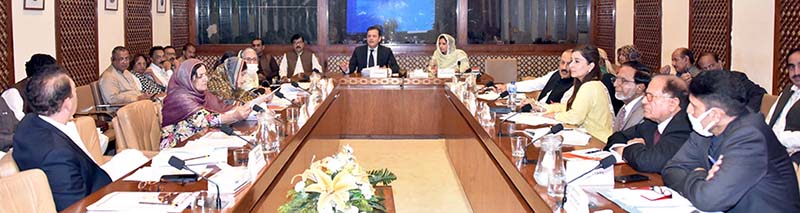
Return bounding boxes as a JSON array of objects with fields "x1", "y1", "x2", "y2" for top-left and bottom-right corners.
[
  {"x1": 616, "y1": 97, "x2": 645, "y2": 131},
  {"x1": 0, "y1": 97, "x2": 19, "y2": 152},
  {"x1": 12, "y1": 114, "x2": 112, "y2": 211},
  {"x1": 662, "y1": 112, "x2": 800, "y2": 213},
  {"x1": 348, "y1": 45, "x2": 400, "y2": 74},
  {"x1": 768, "y1": 84, "x2": 800, "y2": 131},
  {"x1": 604, "y1": 110, "x2": 692, "y2": 173},
  {"x1": 730, "y1": 71, "x2": 767, "y2": 113}
]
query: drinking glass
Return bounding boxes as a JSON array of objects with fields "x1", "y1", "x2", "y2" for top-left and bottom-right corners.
[
  {"x1": 233, "y1": 148, "x2": 250, "y2": 167},
  {"x1": 510, "y1": 136, "x2": 528, "y2": 157}
]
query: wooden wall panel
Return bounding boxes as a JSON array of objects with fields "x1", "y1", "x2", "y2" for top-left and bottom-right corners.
[
  {"x1": 56, "y1": 0, "x2": 98, "y2": 86},
  {"x1": 775, "y1": 0, "x2": 800, "y2": 93},
  {"x1": 633, "y1": 0, "x2": 662, "y2": 71},
  {"x1": 125, "y1": 0, "x2": 153, "y2": 56},
  {"x1": 0, "y1": 0, "x2": 13, "y2": 89},
  {"x1": 171, "y1": 0, "x2": 189, "y2": 50},
  {"x1": 690, "y1": 0, "x2": 732, "y2": 70},
  {"x1": 593, "y1": 0, "x2": 616, "y2": 64}
]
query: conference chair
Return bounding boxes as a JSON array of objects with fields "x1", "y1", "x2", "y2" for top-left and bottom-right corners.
[
  {"x1": 0, "y1": 149, "x2": 18, "y2": 178},
  {"x1": 112, "y1": 100, "x2": 162, "y2": 153},
  {"x1": 0, "y1": 169, "x2": 57, "y2": 213},
  {"x1": 761, "y1": 94, "x2": 779, "y2": 116},
  {"x1": 75, "y1": 82, "x2": 116, "y2": 143},
  {"x1": 75, "y1": 116, "x2": 111, "y2": 165}
]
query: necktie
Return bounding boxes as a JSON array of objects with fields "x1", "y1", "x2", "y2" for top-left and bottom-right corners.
[
  {"x1": 368, "y1": 49, "x2": 375, "y2": 68},
  {"x1": 614, "y1": 106, "x2": 627, "y2": 132},
  {"x1": 653, "y1": 130, "x2": 661, "y2": 145}
]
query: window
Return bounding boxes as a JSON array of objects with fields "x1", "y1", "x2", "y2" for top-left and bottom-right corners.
[
  {"x1": 327, "y1": 0, "x2": 457, "y2": 45},
  {"x1": 196, "y1": 0, "x2": 318, "y2": 44},
  {"x1": 467, "y1": 0, "x2": 591, "y2": 44}
]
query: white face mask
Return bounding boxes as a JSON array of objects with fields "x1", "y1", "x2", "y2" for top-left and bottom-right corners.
[
  {"x1": 687, "y1": 108, "x2": 718, "y2": 137},
  {"x1": 246, "y1": 64, "x2": 259, "y2": 74}
]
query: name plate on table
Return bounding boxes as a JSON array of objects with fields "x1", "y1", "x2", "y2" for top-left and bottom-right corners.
[
  {"x1": 409, "y1": 71, "x2": 429, "y2": 78},
  {"x1": 437, "y1": 68, "x2": 456, "y2": 78},
  {"x1": 248, "y1": 145, "x2": 267, "y2": 182},
  {"x1": 365, "y1": 68, "x2": 388, "y2": 78}
]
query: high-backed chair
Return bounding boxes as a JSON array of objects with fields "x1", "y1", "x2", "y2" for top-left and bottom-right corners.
[
  {"x1": 0, "y1": 149, "x2": 18, "y2": 178},
  {"x1": 74, "y1": 116, "x2": 111, "y2": 165},
  {"x1": 0, "y1": 169, "x2": 57, "y2": 213},
  {"x1": 75, "y1": 82, "x2": 116, "y2": 144},
  {"x1": 761, "y1": 94, "x2": 779, "y2": 116},
  {"x1": 113, "y1": 100, "x2": 162, "y2": 152}
]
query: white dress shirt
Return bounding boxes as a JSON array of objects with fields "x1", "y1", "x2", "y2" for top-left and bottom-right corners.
[
  {"x1": 515, "y1": 70, "x2": 574, "y2": 104},
  {"x1": 1, "y1": 88, "x2": 25, "y2": 120},
  {"x1": 150, "y1": 63, "x2": 172, "y2": 87},
  {"x1": 766, "y1": 85, "x2": 800, "y2": 153},
  {"x1": 621, "y1": 96, "x2": 644, "y2": 122},
  {"x1": 278, "y1": 52, "x2": 323, "y2": 78},
  {"x1": 39, "y1": 115, "x2": 98, "y2": 164}
]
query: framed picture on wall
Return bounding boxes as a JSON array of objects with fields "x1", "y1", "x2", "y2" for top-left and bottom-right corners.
[
  {"x1": 24, "y1": 0, "x2": 45, "y2": 10},
  {"x1": 157, "y1": 0, "x2": 167, "y2": 13},
  {"x1": 105, "y1": 0, "x2": 118, "y2": 11}
]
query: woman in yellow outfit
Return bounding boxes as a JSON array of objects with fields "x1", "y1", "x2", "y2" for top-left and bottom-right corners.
[{"x1": 539, "y1": 45, "x2": 614, "y2": 142}]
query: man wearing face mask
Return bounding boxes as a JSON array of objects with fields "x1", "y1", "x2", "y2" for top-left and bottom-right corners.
[
  {"x1": 610, "y1": 61, "x2": 650, "y2": 132},
  {"x1": 662, "y1": 70, "x2": 800, "y2": 212},
  {"x1": 279, "y1": 34, "x2": 322, "y2": 82},
  {"x1": 496, "y1": 49, "x2": 575, "y2": 105}
]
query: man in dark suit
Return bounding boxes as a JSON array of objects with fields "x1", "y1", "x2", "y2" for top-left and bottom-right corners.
[
  {"x1": 662, "y1": 71, "x2": 800, "y2": 212},
  {"x1": 13, "y1": 65, "x2": 112, "y2": 211},
  {"x1": 347, "y1": 25, "x2": 400, "y2": 74},
  {"x1": 767, "y1": 48, "x2": 800, "y2": 164},
  {"x1": 604, "y1": 75, "x2": 691, "y2": 173}
]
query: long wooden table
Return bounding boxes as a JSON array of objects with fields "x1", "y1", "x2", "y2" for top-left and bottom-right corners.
[{"x1": 64, "y1": 79, "x2": 661, "y2": 212}]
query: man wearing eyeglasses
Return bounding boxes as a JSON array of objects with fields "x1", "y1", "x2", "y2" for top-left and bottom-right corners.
[
  {"x1": 663, "y1": 70, "x2": 800, "y2": 212},
  {"x1": 99, "y1": 46, "x2": 152, "y2": 104},
  {"x1": 604, "y1": 74, "x2": 692, "y2": 173},
  {"x1": 610, "y1": 61, "x2": 650, "y2": 132}
]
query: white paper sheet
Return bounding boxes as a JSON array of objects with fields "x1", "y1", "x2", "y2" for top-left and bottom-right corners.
[
  {"x1": 477, "y1": 91, "x2": 500, "y2": 100},
  {"x1": 598, "y1": 187, "x2": 706, "y2": 213},
  {"x1": 101, "y1": 149, "x2": 150, "y2": 181},
  {"x1": 502, "y1": 113, "x2": 561, "y2": 126},
  {"x1": 87, "y1": 192, "x2": 195, "y2": 212}
]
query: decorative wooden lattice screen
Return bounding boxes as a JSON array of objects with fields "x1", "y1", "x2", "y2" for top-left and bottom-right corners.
[
  {"x1": 125, "y1": 0, "x2": 153, "y2": 56},
  {"x1": 775, "y1": 0, "x2": 800, "y2": 94},
  {"x1": 633, "y1": 0, "x2": 662, "y2": 71},
  {"x1": 56, "y1": 0, "x2": 98, "y2": 86},
  {"x1": 171, "y1": 0, "x2": 189, "y2": 51},
  {"x1": 689, "y1": 0, "x2": 732, "y2": 70},
  {"x1": 593, "y1": 0, "x2": 616, "y2": 64},
  {"x1": 0, "y1": 0, "x2": 13, "y2": 89}
]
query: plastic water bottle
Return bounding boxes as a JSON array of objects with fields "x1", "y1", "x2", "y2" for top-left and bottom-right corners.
[{"x1": 507, "y1": 81, "x2": 517, "y2": 109}]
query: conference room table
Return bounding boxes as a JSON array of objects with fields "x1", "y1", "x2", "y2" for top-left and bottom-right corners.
[{"x1": 63, "y1": 77, "x2": 662, "y2": 212}]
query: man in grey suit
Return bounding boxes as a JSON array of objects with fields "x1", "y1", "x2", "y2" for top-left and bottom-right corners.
[
  {"x1": 611, "y1": 61, "x2": 651, "y2": 132},
  {"x1": 663, "y1": 70, "x2": 800, "y2": 212}
]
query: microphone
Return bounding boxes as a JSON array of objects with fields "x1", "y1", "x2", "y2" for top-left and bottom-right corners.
[
  {"x1": 169, "y1": 156, "x2": 222, "y2": 209},
  {"x1": 290, "y1": 82, "x2": 301, "y2": 89},
  {"x1": 252, "y1": 104, "x2": 265, "y2": 113},
  {"x1": 560, "y1": 155, "x2": 616, "y2": 206},
  {"x1": 260, "y1": 80, "x2": 271, "y2": 88},
  {"x1": 477, "y1": 81, "x2": 496, "y2": 93},
  {"x1": 312, "y1": 68, "x2": 321, "y2": 74},
  {"x1": 520, "y1": 104, "x2": 533, "y2": 113},
  {"x1": 524, "y1": 124, "x2": 564, "y2": 147},
  {"x1": 495, "y1": 91, "x2": 509, "y2": 101},
  {"x1": 273, "y1": 91, "x2": 288, "y2": 100},
  {"x1": 220, "y1": 124, "x2": 257, "y2": 147},
  {"x1": 250, "y1": 88, "x2": 266, "y2": 95}
]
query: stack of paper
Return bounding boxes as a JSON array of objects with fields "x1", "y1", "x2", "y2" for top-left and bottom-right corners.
[
  {"x1": 87, "y1": 192, "x2": 195, "y2": 212},
  {"x1": 150, "y1": 146, "x2": 228, "y2": 168},
  {"x1": 477, "y1": 91, "x2": 500, "y2": 100},
  {"x1": 598, "y1": 187, "x2": 703, "y2": 213},
  {"x1": 502, "y1": 113, "x2": 561, "y2": 126},
  {"x1": 101, "y1": 149, "x2": 151, "y2": 181}
]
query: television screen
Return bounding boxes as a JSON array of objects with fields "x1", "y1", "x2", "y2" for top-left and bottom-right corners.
[{"x1": 346, "y1": 0, "x2": 435, "y2": 34}]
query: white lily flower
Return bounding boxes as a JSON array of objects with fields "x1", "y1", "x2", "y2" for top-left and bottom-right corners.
[
  {"x1": 359, "y1": 183, "x2": 374, "y2": 199},
  {"x1": 294, "y1": 181, "x2": 306, "y2": 192}
]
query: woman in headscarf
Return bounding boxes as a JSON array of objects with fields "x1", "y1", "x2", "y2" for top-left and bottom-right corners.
[
  {"x1": 429, "y1": 34, "x2": 470, "y2": 73},
  {"x1": 160, "y1": 59, "x2": 266, "y2": 149},
  {"x1": 206, "y1": 57, "x2": 260, "y2": 107}
]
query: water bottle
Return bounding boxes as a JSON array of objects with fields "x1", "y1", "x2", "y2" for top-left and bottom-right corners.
[{"x1": 507, "y1": 81, "x2": 518, "y2": 109}]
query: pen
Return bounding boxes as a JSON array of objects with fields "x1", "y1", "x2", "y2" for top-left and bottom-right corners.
[
  {"x1": 585, "y1": 150, "x2": 601, "y2": 154},
  {"x1": 184, "y1": 155, "x2": 210, "y2": 161}
]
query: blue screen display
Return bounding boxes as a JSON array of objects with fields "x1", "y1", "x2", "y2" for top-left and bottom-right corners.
[{"x1": 346, "y1": 0, "x2": 435, "y2": 34}]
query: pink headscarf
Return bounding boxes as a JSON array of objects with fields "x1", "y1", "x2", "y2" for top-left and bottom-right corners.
[{"x1": 161, "y1": 59, "x2": 232, "y2": 127}]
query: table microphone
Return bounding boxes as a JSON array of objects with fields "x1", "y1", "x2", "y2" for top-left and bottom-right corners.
[
  {"x1": 500, "y1": 104, "x2": 532, "y2": 123},
  {"x1": 495, "y1": 91, "x2": 509, "y2": 101},
  {"x1": 560, "y1": 155, "x2": 617, "y2": 205},
  {"x1": 252, "y1": 104, "x2": 265, "y2": 113},
  {"x1": 220, "y1": 124, "x2": 257, "y2": 147},
  {"x1": 168, "y1": 156, "x2": 222, "y2": 209},
  {"x1": 478, "y1": 81, "x2": 496, "y2": 93},
  {"x1": 273, "y1": 91, "x2": 289, "y2": 100},
  {"x1": 523, "y1": 124, "x2": 564, "y2": 147}
]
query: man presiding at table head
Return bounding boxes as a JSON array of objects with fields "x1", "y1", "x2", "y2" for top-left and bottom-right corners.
[
  {"x1": 662, "y1": 70, "x2": 800, "y2": 212},
  {"x1": 347, "y1": 25, "x2": 400, "y2": 74},
  {"x1": 603, "y1": 74, "x2": 692, "y2": 173}
]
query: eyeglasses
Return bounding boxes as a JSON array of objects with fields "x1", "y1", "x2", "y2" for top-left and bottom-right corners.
[
  {"x1": 644, "y1": 92, "x2": 673, "y2": 102},
  {"x1": 610, "y1": 76, "x2": 636, "y2": 84}
]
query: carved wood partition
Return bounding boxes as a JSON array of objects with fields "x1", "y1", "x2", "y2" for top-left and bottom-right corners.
[
  {"x1": 171, "y1": 0, "x2": 189, "y2": 51},
  {"x1": 55, "y1": 0, "x2": 98, "y2": 86},
  {"x1": 689, "y1": 0, "x2": 732, "y2": 70},
  {"x1": 633, "y1": 0, "x2": 662, "y2": 71},
  {"x1": 593, "y1": 0, "x2": 616, "y2": 64},
  {"x1": 125, "y1": 0, "x2": 153, "y2": 56},
  {"x1": 775, "y1": 0, "x2": 800, "y2": 94},
  {"x1": 0, "y1": 0, "x2": 13, "y2": 89}
]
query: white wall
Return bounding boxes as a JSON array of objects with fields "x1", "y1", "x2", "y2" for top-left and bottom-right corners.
[
  {"x1": 660, "y1": 0, "x2": 690, "y2": 68},
  {"x1": 152, "y1": 0, "x2": 171, "y2": 46},
  {"x1": 731, "y1": 0, "x2": 774, "y2": 94},
  {"x1": 12, "y1": 0, "x2": 56, "y2": 82},
  {"x1": 98, "y1": 0, "x2": 126, "y2": 73},
  {"x1": 615, "y1": 0, "x2": 634, "y2": 52}
]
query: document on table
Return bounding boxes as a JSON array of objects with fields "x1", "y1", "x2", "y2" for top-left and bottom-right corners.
[
  {"x1": 123, "y1": 165, "x2": 211, "y2": 182},
  {"x1": 524, "y1": 127, "x2": 591, "y2": 146},
  {"x1": 101, "y1": 149, "x2": 151, "y2": 181},
  {"x1": 502, "y1": 113, "x2": 561, "y2": 126},
  {"x1": 564, "y1": 148, "x2": 624, "y2": 163},
  {"x1": 86, "y1": 192, "x2": 195, "y2": 212},
  {"x1": 598, "y1": 187, "x2": 716, "y2": 213},
  {"x1": 150, "y1": 146, "x2": 228, "y2": 168},
  {"x1": 477, "y1": 91, "x2": 500, "y2": 100}
]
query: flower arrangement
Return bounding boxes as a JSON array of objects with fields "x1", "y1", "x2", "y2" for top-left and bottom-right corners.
[{"x1": 279, "y1": 145, "x2": 397, "y2": 213}]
